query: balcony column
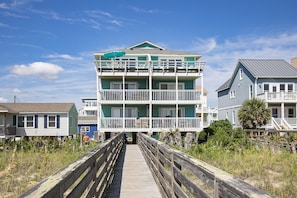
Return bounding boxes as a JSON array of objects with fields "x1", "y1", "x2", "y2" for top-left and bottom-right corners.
[
  {"x1": 200, "y1": 73, "x2": 204, "y2": 129},
  {"x1": 281, "y1": 102, "x2": 285, "y2": 120},
  {"x1": 122, "y1": 75, "x2": 125, "y2": 130},
  {"x1": 149, "y1": 72, "x2": 152, "y2": 131},
  {"x1": 97, "y1": 75, "x2": 101, "y2": 131},
  {"x1": 176, "y1": 75, "x2": 178, "y2": 129}
]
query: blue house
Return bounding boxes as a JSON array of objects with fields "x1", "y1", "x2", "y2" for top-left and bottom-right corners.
[
  {"x1": 217, "y1": 59, "x2": 297, "y2": 129},
  {"x1": 93, "y1": 41, "x2": 205, "y2": 137},
  {"x1": 78, "y1": 97, "x2": 98, "y2": 139}
]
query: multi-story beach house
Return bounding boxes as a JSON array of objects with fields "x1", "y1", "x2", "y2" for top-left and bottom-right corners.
[
  {"x1": 217, "y1": 59, "x2": 297, "y2": 129},
  {"x1": 78, "y1": 97, "x2": 97, "y2": 139},
  {"x1": 94, "y1": 41, "x2": 205, "y2": 138}
]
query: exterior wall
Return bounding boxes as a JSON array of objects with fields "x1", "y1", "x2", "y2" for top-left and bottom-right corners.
[
  {"x1": 218, "y1": 64, "x2": 255, "y2": 126},
  {"x1": 256, "y1": 78, "x2": 297, "y2": 94},
  {"x1": 78, "y1": 124, "x2": 97, "y2": 138},
  {"x1": 16, "y1": 113, "x2": 69, "y2": 136}
]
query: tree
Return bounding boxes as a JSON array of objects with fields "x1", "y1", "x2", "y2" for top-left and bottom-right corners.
[{"x1": 238, "y1": 98, "x2": 271, "y2": 129}]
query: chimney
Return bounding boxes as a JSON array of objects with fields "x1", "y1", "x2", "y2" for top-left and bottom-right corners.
[{"x1": 291, "y1": 57, "x2": 297, "y2": 69}]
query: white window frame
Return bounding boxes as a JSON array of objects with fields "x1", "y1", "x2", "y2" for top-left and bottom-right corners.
[
  {"x1": 249, "y1": 85, "x2": 253, "y2": 99},
  {"x1": 230, "y1": 90, "x2": 236, "y2": 98},
  {"x1": 159, "y1": 82, "x2": 184, "y2": 90},
  {"x1": 111, "y1": 82, "x2": 138, "y2": 90},
  {"x1": 111, "y1": 107, "x2": 138, "y2": 118},
  {"x1": 17, "y1": 115, "x2": 35, "y2": 128},
  {"x1": 81, "y1": 126, "x2": 90, "y2": 132},
  {"x1": 232, "y1": 111, "x2": 235, "y2": 124},
  {"x1": 239, "y1": 68, "x2": 243, "y2": 80},
  {"x1": 26, "y1": 115, "x2": 34, "y2": 128},
  {"x1": 159, "y1": 107, "x2": 185, "y2": 117},
  {"x1": 48, "y1": 115, "x2": 56, "y2": 128}
]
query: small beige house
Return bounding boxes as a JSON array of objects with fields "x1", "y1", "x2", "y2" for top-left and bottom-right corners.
[{"x1": 0, "y1": 103, "x2": 78, "y2": 139}]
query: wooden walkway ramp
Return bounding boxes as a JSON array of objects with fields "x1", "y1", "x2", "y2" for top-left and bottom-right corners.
[{"x1": 105, "y1": 144, "x2": 162, "y2": 198}]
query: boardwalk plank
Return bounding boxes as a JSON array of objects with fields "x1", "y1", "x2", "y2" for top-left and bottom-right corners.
[{"x1": 105, "y1": 144, "x2": 162, "y2": 198}]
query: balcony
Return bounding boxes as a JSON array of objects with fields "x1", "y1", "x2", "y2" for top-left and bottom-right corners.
[
  {"x1": 257, "y1": 92, "x2": 297, "y2": 102},
  {"x1": 100, "y1": 90, "x2": 201, "y2": 102},
  {"x1": 94, "y1": 60, "x2": 205, "y2": 75},
  {"x1": 99, "y1": 117, "x2": 201, "y2": 132}
]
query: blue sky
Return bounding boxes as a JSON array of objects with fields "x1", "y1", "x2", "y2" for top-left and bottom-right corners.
[{"x1": 1, "y1": 0, "x2": 297, "y2": 108}]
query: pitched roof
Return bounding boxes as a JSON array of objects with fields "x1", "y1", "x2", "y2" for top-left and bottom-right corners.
[
  {"x1": 94, "y1": 41, "x2": 201, "y2": 58},
  {"x1": 0, "y1": 103, "x2": 76, "y2": 113},
  {"x1": 216, "y1": 59, "x2": 297, "y2": 92},
  {"x1": 239, "y1": 59, "x2": 297, "y2": 78}
]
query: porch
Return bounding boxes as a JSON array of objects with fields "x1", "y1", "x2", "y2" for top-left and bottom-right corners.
[
  {"x1": 99, "y1": 117, "x2": 201, "y2": 132},
  {"x1": 100, "y1": 90, "x2": 201, "y2": 102},
  {"x1": 257, "y1": 92, "x2": 297, "y2": 102}
]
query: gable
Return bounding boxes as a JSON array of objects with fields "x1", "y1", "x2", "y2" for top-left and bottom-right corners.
[{"x1": 127, "y1": 41, "x2": 165, "y2": 50}]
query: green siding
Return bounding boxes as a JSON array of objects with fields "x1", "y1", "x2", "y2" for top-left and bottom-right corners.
[
  {"x1": 68, "y1": 105, "x2": 78, "y2": 135},
  {"x1": 185, "y1": 57, "x2": 195, "y2": 61},
  {"x1": 151, "y1": 56, "x2": 158, "y2": 60},
  {"x1": 138, "y1": 56, "x2": 147, "y2": 61},
  {"x1": 135, "y1": 43, "x2": 158, "y2": 49}
]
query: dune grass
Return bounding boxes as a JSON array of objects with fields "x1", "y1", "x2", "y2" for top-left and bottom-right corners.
[
  {"x1": 187, "y1": 145, "x2": 297, "y2": 198},
  {"x1": 0, "y1": 138, "x2": 99, "y2": 198}
]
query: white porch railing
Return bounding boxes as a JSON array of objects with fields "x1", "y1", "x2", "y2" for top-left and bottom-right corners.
[
  {"x1": 267, "y1": 117, "x2": 297, "y2": 130},
  {"x1": 100, "y1": 117, "x2": 200, "y2": 130},
  {"x1": 94, "y1": 60, "x2": 205, "y2": 74},
  {"x1": 100, "y1": 90, "x2": 201, "y2": 101},
  {"x1": 257, "y1": 92, "x2": 297, "y2": 102}
]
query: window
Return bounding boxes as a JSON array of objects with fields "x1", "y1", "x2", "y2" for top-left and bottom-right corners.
[
  {"x1": 80, "y1": 126, "x2": 90, "y2": 132},
  {"x1": 280, "y1": 84, "x2": 285, "y2": 92},
  {"x1": 249, "y1": 85, "x2": 253, "y2": 99},
  {"x1": 232, "y1": 111, "x2": 235, "y2": 124},
  {"x1": 264, "y1": 84, "x2": 269, "y2": 92},
  {"x1": 48, "y1": 116, "x2": 56, "y2": 127},
  {"x1": 160, "y1": 108, "x2": 185, "y2": 117},
  {"x1": 111, "y1": 107, "x2": 138, "y2": 117},
  {"x1": 239, "y1": 68, "x2": 243, "y2": 80},
  {"x1": 18, "y1": 116, "x2": 24, "y2": 127},
  {"x1": 230, "y1": 90, "x2": 236, "y2": 98},
  {"x1": 272, "y1": 108, "x2": 278, "y2": 118},
  {"x1": 26, "y1": 116, "x2": 34, "y2": 127},
  {"x1": 288, "y1": 108, "x2": 295, "y2": 118},
  {"x1": 111, "y1": 82, "x2": 137, "y2": 89},
  {"x1": 288, "y1": 84, "x2": 293, "y2": 92}
]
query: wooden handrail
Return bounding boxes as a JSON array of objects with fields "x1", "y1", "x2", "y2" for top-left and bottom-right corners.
[
  {"x1": 138, "y1": 133, "x2": 273, "y2": 198},
  {"x1": 20, "y1": 133, "x2": 125, "y2": 198}
]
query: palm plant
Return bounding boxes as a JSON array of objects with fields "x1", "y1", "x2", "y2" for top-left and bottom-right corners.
[{"x1": 238, "y1": 98, "x2": 271, "y2": 129}]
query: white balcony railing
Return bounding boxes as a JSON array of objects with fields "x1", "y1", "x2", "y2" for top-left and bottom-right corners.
[
  {"x1": 94, "y1": 60, "x2": 205, "y2": 74},
  {"x1": 257, "y1": 92, "x2": 297, "y2": 102},
  {"x1": 100, "y1": 117, "x2": 201, "y2": 130},
  {"x1": 100, "y1": 90, "x2": 201, "y2": 101}
]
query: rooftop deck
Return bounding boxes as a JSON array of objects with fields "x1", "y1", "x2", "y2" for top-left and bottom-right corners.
[{"x1": 94, "y1": 60, "x2": 205, "y2": 76}]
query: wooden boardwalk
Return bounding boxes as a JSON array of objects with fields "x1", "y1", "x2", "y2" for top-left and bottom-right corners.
[{"x1": 105, "y1": 144, "x2": 162, "y2": 198}]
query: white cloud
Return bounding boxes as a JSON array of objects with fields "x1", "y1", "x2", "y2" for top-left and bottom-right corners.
[
  {"x1": 12, "y1": 88, "x2": 22, "y2": 94},
  {"x1": 45, "y1": 53, "x2": 82, "y2": 60},
  {"x1": 11, "y1": 62, "x2": 64, "y2": 80},
  {"x1": 0, "y1": 97, "x2": 9, "y2": 103}
]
